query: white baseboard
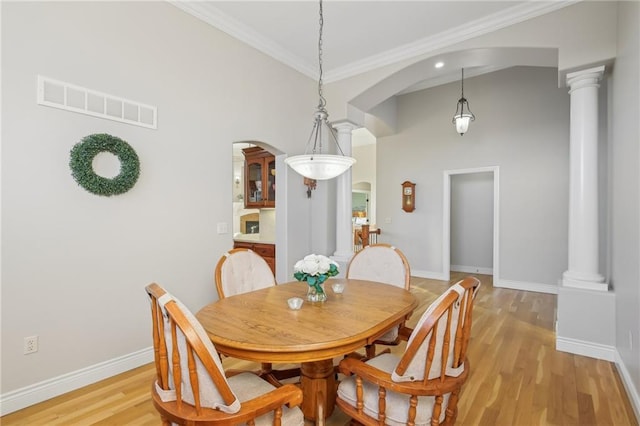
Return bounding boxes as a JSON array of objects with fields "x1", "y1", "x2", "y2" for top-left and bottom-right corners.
[
  {"x1": 411, "y1": 269, "x2": 448, "y2": 281},
  {"x1": 496, "y1": 279, "x2": 558, "y2": 294},
  {"x1": 555, "y1": 336, "x2": 616, "y2": 361},
  {"x1": 615, "y1": 350, "x2": 640, "y2": 422},
  {"x1": 0, "y1": 347, "x2": 154, "y2": 416},
  {"x1": 450, "y1": 265, "x2": 493, "y2": 275}
]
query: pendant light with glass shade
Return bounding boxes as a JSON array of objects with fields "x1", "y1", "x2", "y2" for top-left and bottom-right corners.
[
  {"x1": 284, "y1": 0, "x2": 356, "y2": 180},
  {"x1": 452, "y1": 68, "x2": 475, "y2": 135}
]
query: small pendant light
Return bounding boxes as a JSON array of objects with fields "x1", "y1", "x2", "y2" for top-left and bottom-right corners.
[{"x1": 452, "y1": 68, "x2": 475, "y2": 136}]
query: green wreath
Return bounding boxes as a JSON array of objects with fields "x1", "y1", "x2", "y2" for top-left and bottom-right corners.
[{"x1": 70, "y1": 133, "x2": 140, "y2": 196}]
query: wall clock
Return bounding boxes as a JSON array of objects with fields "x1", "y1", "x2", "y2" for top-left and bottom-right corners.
[{"x1": 402, "y1": 181, "x2": 416, "y2": 212}]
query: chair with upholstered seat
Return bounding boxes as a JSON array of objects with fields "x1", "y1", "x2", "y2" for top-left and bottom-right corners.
[
  {"x1": 215, "y1": 248, "x2": 276, "y2": 298},
  {"x1": 214, "y1": 248, "x2": 300, "y2": 385},
  {"x1": 145, "y1": 283, "x2": 304, "y2": 426},
  {"x1": 346, "y1": 243, "x2": 412, "y2": 358},
  {"x1": 336, "y1": 276, "x2": 481, "y2": 426}
]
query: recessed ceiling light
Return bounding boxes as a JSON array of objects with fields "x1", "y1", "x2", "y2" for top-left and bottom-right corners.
[{"x1": 435, "y1": 62, "x2": 444, "y2": 69}]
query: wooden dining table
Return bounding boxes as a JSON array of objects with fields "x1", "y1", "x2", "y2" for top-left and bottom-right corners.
[{"x1": 195, "y1": 278, "x2": 418, "y2": 422}]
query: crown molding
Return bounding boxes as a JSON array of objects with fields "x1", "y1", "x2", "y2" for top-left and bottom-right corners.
[
  {"x1": 168, "y1": 0, "x2": 317, "y2": 78},
  {"x1": 169, "y1": 0, "x2": 580, "y2": 83},
  {"x1": 325, "y1": 1, "x2": 580, "y2": 82}
]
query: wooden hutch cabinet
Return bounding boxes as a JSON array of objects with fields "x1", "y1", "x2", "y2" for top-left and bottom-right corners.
[{"x1": 243, "y1": 146, "x2": 276, "y2": 208}]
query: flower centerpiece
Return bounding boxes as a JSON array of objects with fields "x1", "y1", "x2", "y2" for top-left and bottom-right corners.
[{"x1": 293, "y1": 254, "x2": 339, "y2": 302}]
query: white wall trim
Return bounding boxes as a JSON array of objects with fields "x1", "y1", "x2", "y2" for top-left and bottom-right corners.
[
  {"x1": 169, "y1": 1, "x2": 577, "y2": 83},
  {"x1": 555, "y1": 336, "x2": 615, "y2": 362},
  {"x1": 451, "y1": 265, "x2": 493, "y2": 275},
  {"x1": 496, "y1": 279, "x2": 559, "y2": 295},
  {"x1": 0, "y1": 347, "x2": 153, "y2": 416},
  {"x1": 443, "y1": 166, "x2": 500, "y2": 284},
  {"x1": 615, "y1": 350, "x2": 640, "y2": 421},
  {"x1": 411, "y1": 269, "x2": 449, "y2": 281}
]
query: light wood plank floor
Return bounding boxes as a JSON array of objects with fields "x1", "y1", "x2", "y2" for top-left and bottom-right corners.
[{"x1": 2, "y1": 273, "x2": 637, "y2": 425}]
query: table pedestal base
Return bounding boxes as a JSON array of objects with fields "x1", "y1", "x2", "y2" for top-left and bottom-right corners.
[{"x1": 300, "y1": 359, "x2": 336, "y2": 421}]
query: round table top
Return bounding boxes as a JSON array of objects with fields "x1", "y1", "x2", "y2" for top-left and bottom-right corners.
[{"x1": 196, "y1": 278, "x2": 417, "y2": 363}]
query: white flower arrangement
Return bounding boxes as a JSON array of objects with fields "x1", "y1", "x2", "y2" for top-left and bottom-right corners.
[{"x1": 293, "y1": 254, "x2": 339, "y2": 288}]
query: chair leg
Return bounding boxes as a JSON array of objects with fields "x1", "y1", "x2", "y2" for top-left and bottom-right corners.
[
  {"x1": 365, "y1": 344, "x2": 391, "y2": 359},
  {"x1": 444, "y1": 388, "x2": 460, "y2": 424},
  {"x1": 260, "y1": 362, "x2": 301, "y2": 387},
  {"x1": 365, "y1": 344, "x2": 376, "y2": 359}
]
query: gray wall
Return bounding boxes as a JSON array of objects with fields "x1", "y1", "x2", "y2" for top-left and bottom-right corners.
[
  {"x1": 377, "y1": 66, "x2": 569, "y2": 286},
  {"x1": 450, "y1": 172, "x2": 493, "y2": 273},
  {"x1": 1, "y1": 1, "x2": 314, "y2": 394},
  {"x1": 611, "y1": 0, "x2": 640, "y2": 407}
]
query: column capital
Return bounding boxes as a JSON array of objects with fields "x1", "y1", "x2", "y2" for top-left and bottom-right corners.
[
  {"x1": 332, "y1": 120, "x2": 359, "y2": 134},
  {"x1": 566, "y1": 65, "x2": 605, "y2": 93}
]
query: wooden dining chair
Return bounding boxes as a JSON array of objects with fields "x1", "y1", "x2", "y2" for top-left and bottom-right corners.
[
  {"x1": 145, "y1": 283, "x2": 304, "y2": 426},
  {"x1": 336, "y1": 276, "x2": 481, "y2": 426},
  {"x1": 346, "y1": 243, "x2": 412, "y2": 358},
  {"x1": 214, "y1": 248, "x2": 300, "y2": 386},
  {"x1": 215, "y1": 248, "x2": 276, "y2": 298}
]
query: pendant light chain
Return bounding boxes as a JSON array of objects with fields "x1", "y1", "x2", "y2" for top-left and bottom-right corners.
[
  {"x1": 461, "y1": 68, "x2": 465, "y2": 104},
  {"x1": 317, "y1": 0, "x2": 326, "y2": 111}
]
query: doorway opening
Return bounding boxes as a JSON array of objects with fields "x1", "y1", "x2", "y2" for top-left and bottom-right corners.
[{"x1": 443, "y1": 166, "x2": 500, "y2": 282}]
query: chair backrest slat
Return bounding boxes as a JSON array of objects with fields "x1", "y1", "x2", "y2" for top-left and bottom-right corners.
[
  {"x1": 458, "y1": 288, "x2": 476, "y2": 364},
  {"x1": 186, "y1": 345, "x2": 201, "y2": 414},
  {"x1": 150, "y1": 296, "x2": 169, "y2": 390},
  {"x1": 169, "y1": 318, "x2": 183, "y2": 410},
  {"x1": 423, "y1": 319, "x2": 438, "y2": 383},
  {"x1": 438, "y1": 304, "x2": 454, "y2": 382}
]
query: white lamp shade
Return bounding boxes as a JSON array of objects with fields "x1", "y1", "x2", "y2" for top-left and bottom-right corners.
[
  {"x1": 285, "y1": 154, "x2": 356, "y2": 180},
  {"x1": 454, "y1": 114, "x2": 473, "y2": 135}
]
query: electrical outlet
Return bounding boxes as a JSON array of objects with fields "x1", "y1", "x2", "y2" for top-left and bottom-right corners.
[{"x1": 24, "y1": 335, "x2": 38, "y2": 354}]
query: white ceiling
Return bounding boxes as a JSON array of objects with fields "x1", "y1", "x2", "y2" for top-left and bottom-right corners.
[
  {"x1": 175, "y1": 1, "x2": 574, "y2": 147},
  {"x1": 170, "y1": 1, "x2": 576, "y2": 83}
]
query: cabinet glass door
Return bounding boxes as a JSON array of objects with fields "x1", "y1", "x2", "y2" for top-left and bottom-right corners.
[
  {"x1": 267, "y1": 158, "x2": 276, "y2": 204},
  {"x1": 247, "y1": 161, "x2": 264, "y2": 204}
]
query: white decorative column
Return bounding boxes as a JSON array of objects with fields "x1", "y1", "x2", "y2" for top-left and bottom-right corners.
[
  {"x1": 562, "y1": 66, "x2": 607, "y2": 291},
  {"x1": 332, "y1": 122, "x2": 358, "y2": 264}
]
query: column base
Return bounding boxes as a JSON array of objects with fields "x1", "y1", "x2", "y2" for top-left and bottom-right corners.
[
  {"x1": 556, "y1": 285, "x2": 615, "y2": 360},
  {"x1": 562, "y1": 270, "x2": 608, "y2": 291}
]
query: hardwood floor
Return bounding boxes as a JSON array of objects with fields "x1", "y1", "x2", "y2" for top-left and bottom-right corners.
[{"x1": 2, "y1": 274, "x2": 637, "y2": 425}]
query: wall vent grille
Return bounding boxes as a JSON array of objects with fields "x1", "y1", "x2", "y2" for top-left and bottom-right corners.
[{"x1": 37, "y1": 76, "x2": 157, "y2": 129}]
